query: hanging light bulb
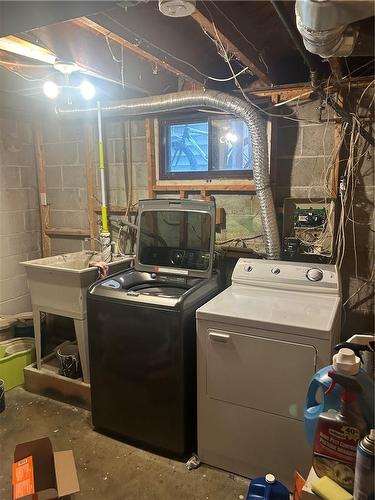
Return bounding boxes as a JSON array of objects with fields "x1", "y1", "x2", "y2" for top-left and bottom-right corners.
[
  {"x1": 80, "y1": 80, "x2": 96, "y2": 100},
  {"x1": 43, "y1": 81, "x2": 59, "y2": 99}
]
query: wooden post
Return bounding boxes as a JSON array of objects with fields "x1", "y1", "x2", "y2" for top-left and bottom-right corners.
[
  {"x1": 84, "y1": 122, "x2": 99, "y2": 249},
  {"x1": 33, "y1": 124, "x2": 51, "y2": 257},
  {"x1": 146, "y1": 119, "x2": 156, "y2": 199}
]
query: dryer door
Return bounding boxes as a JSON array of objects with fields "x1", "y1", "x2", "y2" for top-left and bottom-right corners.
[{"x1": 206, "y1": 329, "x2": 317, "y2": 420}]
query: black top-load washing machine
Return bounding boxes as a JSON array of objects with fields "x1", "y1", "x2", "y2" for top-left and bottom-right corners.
[{"x1": 87, "y1": 199, "x2": 222, "y2": 457}]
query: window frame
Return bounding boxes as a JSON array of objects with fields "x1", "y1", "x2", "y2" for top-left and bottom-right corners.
[{"x1": 159, "y1": 113, "x2": 253, "y2": 181}]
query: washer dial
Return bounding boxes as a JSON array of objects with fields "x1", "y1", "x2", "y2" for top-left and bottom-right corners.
[{"x1": 306, "y1": 268, "x2": 323, "y2": 282}]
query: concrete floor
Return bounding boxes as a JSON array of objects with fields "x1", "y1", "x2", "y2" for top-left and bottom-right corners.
[{"x1": 0, "y1": 388, "x2": 248, "y2": 500}]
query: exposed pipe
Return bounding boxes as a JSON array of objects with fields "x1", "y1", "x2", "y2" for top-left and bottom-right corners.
[
  {"x1": 271, "y1": 0, "x2": 375, "y2": 148},
  {"x1": 57, "y1": 90, "x2": 281, "y2": 260},
  {"x1": 96, "y1": 101, "x2": 111, "y2": 262}
]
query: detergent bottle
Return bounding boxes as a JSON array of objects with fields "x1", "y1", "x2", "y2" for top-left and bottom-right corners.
[
  {"x1": 312, "y1": 370, "x2": 368, "y2": 492},
  {"x1": 304, "y1": 348, "x2": 374, "y2": 445},
  {"x1": 246, "y1": 474, "x2": 289, "y2": 500}
]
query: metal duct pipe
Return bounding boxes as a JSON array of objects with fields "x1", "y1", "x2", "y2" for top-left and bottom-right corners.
[
  {"x1": 295, "y1": 0, "x2": 374, "y2": 58},
  {"x1": 57, "y1": 91, "x2": 281, "y2": 259}
]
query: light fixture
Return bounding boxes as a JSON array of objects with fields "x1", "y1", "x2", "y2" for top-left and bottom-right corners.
[
  {"x1": 53, "y1": 60, "x2": 80, "y2": 75},
  {"x1": 159, "y1": 0, "x2": 196, "y2": 17},
  {"x1": 43, "y1": 81, "x2": 59, "y2": 99},
  {"x1": 80, "y1": 80, "x2": 96, "y2": 100}
]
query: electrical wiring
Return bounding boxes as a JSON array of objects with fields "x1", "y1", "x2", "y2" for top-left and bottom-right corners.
[
  {"x1": 343, "y1": 267, "x2": 375, "y2": 307},
  {"x1": 342, "y1": 58, "x2": 375, "y2": 80}
]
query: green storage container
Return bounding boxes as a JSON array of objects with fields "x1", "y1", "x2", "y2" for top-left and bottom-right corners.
[{"x1": 0, "y1": 338, "x2": 36, "y2": 391}]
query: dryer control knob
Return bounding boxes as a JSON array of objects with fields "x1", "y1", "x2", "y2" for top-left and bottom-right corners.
[
  {"x1": 243, "y1": 264, "x2": 253, "y2": 272},
  {"x1": 307, "y1": 268, "x2": 323, "y2": 282},
  {"x1": 271, "y1": 267, "x2": 280, "y2": 275}
]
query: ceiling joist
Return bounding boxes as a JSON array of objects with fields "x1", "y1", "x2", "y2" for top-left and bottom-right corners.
[
  {"x1": 73, "y1": 17, "x2": 202, "y2": 88},
  {"x1": 190, "y1": 9, "x2": 272, "y2": 86}
]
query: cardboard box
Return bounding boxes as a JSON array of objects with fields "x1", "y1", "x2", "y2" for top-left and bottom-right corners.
[
  {"x1": 12, "y1": 437, "x2": 80, "y2": 499},
  {"x1": 293, "y1": 469, "x2": 320, "y2": 500}
]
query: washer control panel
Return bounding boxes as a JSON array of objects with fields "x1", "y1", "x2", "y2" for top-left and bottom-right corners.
[{"x1": 233, "y1": 258, "x2": 340, "y2": 294}]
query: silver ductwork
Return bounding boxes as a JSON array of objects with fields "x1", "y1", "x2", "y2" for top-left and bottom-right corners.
[
  {"x1": 57, "y1": 91, "x2": 281, "y2": 259},
  {"x1": 295, "y1": 0, "x2": 374, "y2": 58}
]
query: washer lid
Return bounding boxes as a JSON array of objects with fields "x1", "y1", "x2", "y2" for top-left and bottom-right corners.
[
  {"x1": 197, "y1": 285, "x2": 341, "y2": 339},
  {"x1": 135, "y1": 199, "x2": 216, "y2": 279}
]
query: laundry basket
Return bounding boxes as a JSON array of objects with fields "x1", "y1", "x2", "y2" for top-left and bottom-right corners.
[{"x1": 0, "y1": 338, "x2": 36, "y2": 391}]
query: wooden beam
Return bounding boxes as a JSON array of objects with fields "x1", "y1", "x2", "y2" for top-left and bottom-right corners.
[
  {"x1": 45, "y1": 228, "x2": 91, "y2": 237},
  {"x1": 153, "y1": 184, "x2": 256, "y2": 192},
  {"x1": 33, "y1": 124, "x2": 51, "y2": 257},
  {"x1": 84, "y1": 123, "x2": 99, "y2": 249},
  {"x1": 73, "y1": 17, "x2": 202, "y2": 87},
  {"x1": 190, "y1": 10, "x2": 271, "y2": 85},
  {"x1": 146, "y1": 119, "x2": 156, "y2": 199}
]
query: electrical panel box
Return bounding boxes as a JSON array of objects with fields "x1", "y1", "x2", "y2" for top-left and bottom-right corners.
[{"x1": 282, "y1": 198, "x2": 335, "y2": 260}]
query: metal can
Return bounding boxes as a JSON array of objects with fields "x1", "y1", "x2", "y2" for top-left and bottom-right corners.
[{"x1": 353, "y1": 430, "x2": 374, "y2": 500}]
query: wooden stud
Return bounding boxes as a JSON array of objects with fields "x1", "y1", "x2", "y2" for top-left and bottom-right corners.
[
  {"x1": 84, "y1": 122, "x2": 99, "y2": 249},
  {"x1": 33, "y1": 124, "x2": 51, "y2": 257},
  {"x1": 146, "y1": 119, "x2": 156, "y2": 199},
  {"x1": 191, "y1": 10, "x2": 271, "y2": 85}
]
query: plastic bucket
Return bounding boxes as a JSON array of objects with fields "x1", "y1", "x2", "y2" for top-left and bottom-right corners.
[
  {"x1": 56, "y1": 344, "x2": 82, "y2": 379},
  {"x1": 0, "y1": 318, "x2": 16, "y2": 342}
]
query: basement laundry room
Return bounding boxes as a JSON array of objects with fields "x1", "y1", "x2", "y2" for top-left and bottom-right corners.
[{"x1": 0, "y1": 1, "x2": 374, "y2": 499}]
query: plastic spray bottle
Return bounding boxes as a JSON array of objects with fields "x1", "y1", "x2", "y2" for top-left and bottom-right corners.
[
  {"x1": 304, "y1": 348, "x2": 374, "y2": 445},
  {"x1": 312, "y1": 370, "x2": 368, "y2": 492}
]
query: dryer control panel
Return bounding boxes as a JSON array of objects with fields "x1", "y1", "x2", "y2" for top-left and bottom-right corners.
[{"x1": 232, "y1": 258, "x2": 340, "y2": 295}]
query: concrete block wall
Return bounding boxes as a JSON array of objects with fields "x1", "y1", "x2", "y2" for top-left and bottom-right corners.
[
  {"x1": 42, "y1": 119, "x2": 89, "y2": 254},
  {"x1": 0, "y1": 116, "x2": 41, "y2": 314}
]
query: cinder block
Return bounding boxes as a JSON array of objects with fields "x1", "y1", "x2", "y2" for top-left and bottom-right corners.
[
  {"x1": 104, "y1": 119, "x2": 124, "y2": 140},
  {"x1": 0, "y1": 293, "x2": 32, "y2": 315},
  {"x1": 42, "y1": 120, "x2": 61, "y2": 143},
  {"x1": 0, "y1": 212, "x2": 25, "y2": 235},
  {"x1": 7, "y1": 232, "x2": 40, "y2": 256},
  {"x1": 20, "y1": 166, "x2": 37, "y2": 188},
  {"x1": 214, "y1": 194, "x2": 252, "y2": 215},
  {"x1": 64, "y1": 210, "x2": 89, "y2": 230},
  {"x1": 0, "y1": 189, "x2": 34, "y2": 212},
  {"x1": 46, "y1": 166, "x2": 62, "y2": 188},
  {"x1": 132, "y1": 164, "x2": 148, "y2": 190},
  {"x1": 0, "y1": 273, "x2": 29, "y2": 302},
  {"x1": 24, "y1": 210, "x2": 41, "y2": 231},
  {"x1": 276, "y1": 157, "x2": 329, "y2": 190},
  {"x1": 131, "y1": 119, "x2": 146, "y2": 137},
  {"x1": 48, "y1": 210, "x2": 66, "y2": 227},
  {"x1": 16, "y1": 120, "x2": 33, "y2": 145},
  {"x1": 277, "y1": 125, "x2": 303, "y2": 157},
  {"x1": 113, "y1": 139, "x2": 125, "y2": 164},
  {"x1": 0, "y1": 253, "x2": 28, "y2": 280},
  {"x1": 60, "y1": 122, "x2": 84, "y2": 142},
  {"x1": 62, "y1": 165, "x2": 86, "y2": 188},
  {"x1": 1, "y1": 167, "x2": 21, "y2": 188},
  {"x1": 44, "y1": 142, "x2": 79, "y2": 166},
  {"x1": 1, "y1": 144, "x2": 34, "y2": 166},
  {"x1": 108, "y1": 164, "x2": 126, "y2": 190},
  {"x1": 131, "y1": 137, "x2": 147, "y2": 163},
  {"x1": 301, "y1": 124, "x2": 335, "y2": 156},
  {"x1": 51, "y1": 237, "x2": 83, "y2": 255},
  {"x1": 47, "y1": 188, "x2": 87, "y2": 210}
]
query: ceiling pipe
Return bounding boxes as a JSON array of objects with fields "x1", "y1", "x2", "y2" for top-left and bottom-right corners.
[
  {"x1": 57, "y1": 90, "x2": 281, "y2": 260},
  {"x1": 270, "y1": 0, "x2": 375, "y2": 148}
]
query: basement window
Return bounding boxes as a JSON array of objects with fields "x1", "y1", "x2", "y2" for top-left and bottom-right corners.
[{"x1": 160, "y1": 115, "x2": 252, "y2": 180}]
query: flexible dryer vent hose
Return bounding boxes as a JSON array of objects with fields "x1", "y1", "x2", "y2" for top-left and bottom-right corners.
[{"x1": 57, "y1": 91, "x2": 281, "y2": 259}]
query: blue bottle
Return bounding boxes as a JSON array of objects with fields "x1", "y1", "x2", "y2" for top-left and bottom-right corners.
[
  {"x1": 246, "y1": 474, "x2": 289, "y2": 500},
  {"x1": 304, "y1": 348, "x2": 374, "y2": 445}
]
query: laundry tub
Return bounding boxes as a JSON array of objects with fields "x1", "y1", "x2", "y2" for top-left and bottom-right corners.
[
  {"x1": 0, "y1": 338, "x2": 36, "y2": 390},
  {"x1": 21, "y1": 252, "x2": 133, "y2": 319},
  {"x1": 21, "y1": 251, "x2": 133, "y2": 383}
]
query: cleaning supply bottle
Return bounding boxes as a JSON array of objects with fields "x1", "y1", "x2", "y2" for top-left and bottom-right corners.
[
  {"x1": 353, "y1": 429, "x2": 374, "y2": 500},
  {"x1": 313, "y1": 370, "x2": 368, "y2": 492},
  {"x1": 305, "y1": 348, "x2": 374, "y2": 445},
  {"x1": 246, "y1": 474, "x2": 289, "y2": 500}
]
